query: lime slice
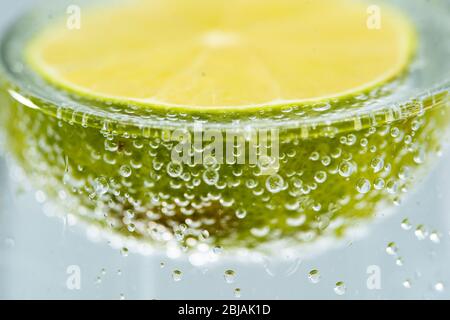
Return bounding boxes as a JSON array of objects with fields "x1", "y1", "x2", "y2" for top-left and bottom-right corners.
[{"x1": 27, "y1": 0, "x2": 415, "y2": 110}]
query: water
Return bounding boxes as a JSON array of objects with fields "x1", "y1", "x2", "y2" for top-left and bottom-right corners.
[
  {"x1": 2, "y1": 148, "x2": 450, "y2": 299},
  {"x1": 1, "y1": 0, "x2": 450, "y2": 299}
]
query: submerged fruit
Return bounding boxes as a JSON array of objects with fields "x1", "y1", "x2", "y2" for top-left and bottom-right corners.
[
  {"x1": 27, "y1": 0, "x2": 415, "y2": 110},
  {"x1": 0, "y1": 0, "x2": 449, "y2": 258}
]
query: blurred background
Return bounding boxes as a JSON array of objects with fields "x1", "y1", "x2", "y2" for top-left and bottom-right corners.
[{"x1": 1, "y1": 0, "x2": 450, "y2": 300}]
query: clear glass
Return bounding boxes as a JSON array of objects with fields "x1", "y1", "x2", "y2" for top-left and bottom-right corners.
[{"x1": 0, "y1": 0, "x2": 449, "y2": 299}]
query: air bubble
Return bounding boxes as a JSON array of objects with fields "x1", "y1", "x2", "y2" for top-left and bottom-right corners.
[
  {"x1": 429, "y1": 231, "x2": 440, "y2": 243},
  {"x1": 386, "y1": 242, "x2": 398, "y2": 255},
  {"x1": 401, "y1": 218, "x2": 412, "y2": 230},
  {"x1": 331, "y1": 148, "x2": 342, "y2": 159},
  {"x1": 347, "y1": 134, "x2": 356, "y2": 145},
  {"x1": 175, "y1": 230, "x2": 184, "y2": 241},
  {"x1": 370, "y1": 157, "x2": 384, "y2": 173},
  {"x1": 200, "y1": 230, "x2": 210, "y2": 241},
  {"x1": 120, "y1": 247, "x2": 129, "y2": 257},
  {"x1": 167, "y1": 162, "x2": 183, "y2": 178},
  {"x1": 202, "y1": 169, "x2": 219, "y2": 185},
  {"x1": 265, "y1": 174, "x2": 285, "y2": 193},
  {"x1": 213, "y1": 246, "x2": 223, "y2": 255},
  {"x1": 403, "y1": 279, "x2": 412, "y2": 289},
  {"x1": 309, "y1": 152, "x2": 320, "y2": 161},
  {"x1": 373, "y1": 178, "x2": 385, "y2": 190},
  {"x1": 250, "y1": 226, "x2": 270, "y2": 237},
  {"x1": 390, "y1": 127, "x2": 400, "y2": 138},
  {"x1": 235, "y1": 208, "x2": 247, "y2": 219},
  {"x1": 224, "y1": 270, "x2": 236, "y2": 284},
  {"x1": 119, "y1": 165, "x2": 132, "y2": 178},
  {"x1": 398, "y1": 167, "x2": 411, "y2": 181},
  {"x1": 338, "y1": 161, "x2": 354, "y2": 177},
  {"x1": 105, "y1": 140, "x2": 118, "y2": 152},
  {"x1": 172, "y1": 269, "x2": 183, "y2": 282},
  {"x1": 415, "y1": 225, "x2": 427, "y2": 240},
  {"x1": 321, "y1": 156, "x2": 331, "y2": 167},
  {"x1": 334, "y1": 282, "x2": 346, "y2": 295},
  {"x1": 411, "y1": 119, "x2": 421, "y2": 131},
  {"x1": 386, "y1": 180, "x2": 399, "y2": 194},
  {"x1": 286, "y1": 215, "x2": 306, "y2": 227},
  {"x1": 314, "y1": 171, "x2": 327, "y2": 184},
  {"x1": 308, "y1": 269, "x2": 321, "y2": 284},
  {"x1": 128, "y1": 222, "x2": 136, "y2": 231},
  {"x1": 35, "y1": 190, "x2": 47, "y2": 203},
  {"x1": 434, "y1": 282, "x2": 444, "y2": 292},
  {"x1": 258, "y1": 155, "x2": 276, "y2": 172},
  {"x1": 356, "y1": 178, "x2": 371, "y2": 194},
  {"x1": 204, "y1": 155, "x2": 219, "y2": 169},
  {"x1": 245, "y1": 179, "x2": 258, "y2": 189},
  {"x1": 413, "y1": 151, "x2": 425, "y2": 164},
  {"x1": 360, "y1": 138, "x2": 368, "y2": 147},
  {"x1": 318, "y1": 216, "x2": 330, "y2": 230}
]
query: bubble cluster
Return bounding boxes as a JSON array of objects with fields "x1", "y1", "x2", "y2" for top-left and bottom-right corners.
[{"x1": 1, "y1": 63, "x2": 449, "y2": 256}]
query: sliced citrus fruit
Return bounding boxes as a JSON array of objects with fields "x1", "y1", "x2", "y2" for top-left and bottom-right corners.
[
  {"x1": 2, "y1": 0, "x2": 450, "y2": 254},
  {"x1": 26, "y1": 0, "x2": 415, "y2": 110}
]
